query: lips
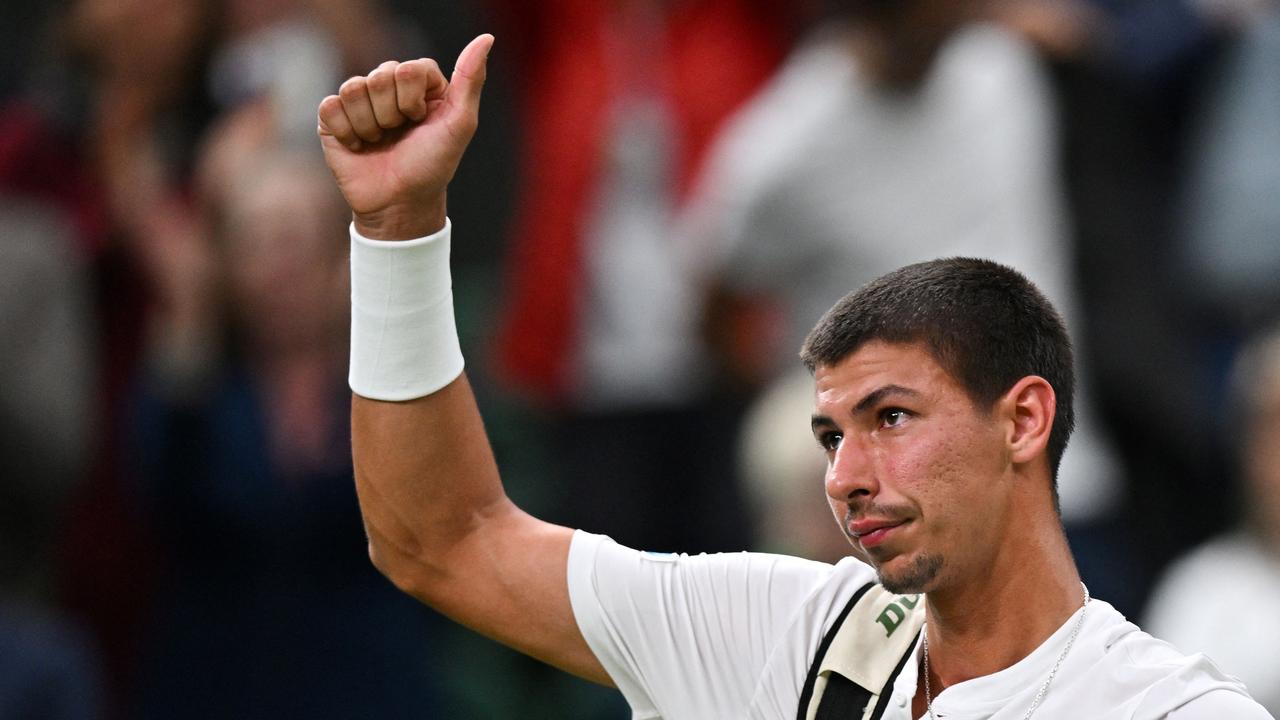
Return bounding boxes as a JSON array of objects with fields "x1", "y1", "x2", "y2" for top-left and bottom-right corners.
[{"x1": 848, "y1": 518, "x2": 909, "y2": 549}]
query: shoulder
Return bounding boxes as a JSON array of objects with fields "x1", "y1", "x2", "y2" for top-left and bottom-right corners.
[
  {"x1": 567, "y1": 530, "x2": 875, "y2": 617},
  {"x1": 565, "y1": 532, "x2": 881, "y2": 718},
  {"x1": 1165, "y1": 689, "x2": 1275, "y2": 719},
  {"x1": 1079, "y1": 600, "x2": 1265, "y2": 718}
]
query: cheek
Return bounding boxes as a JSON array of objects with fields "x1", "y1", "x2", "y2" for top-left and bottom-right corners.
[
  {"x1": 880, "y1": 430, "x2": 958, "y2": 497},
  {"x1": 888, "y1": 426, "x2": 996, "y2": 526}
]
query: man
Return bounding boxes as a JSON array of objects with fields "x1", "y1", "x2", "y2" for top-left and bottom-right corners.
[
  {"x1": 1145, "y1": 324, "x2": 1280, "y2": 714},
  {"x1": 316, "y1": 36, "x2": 1271, "y2": 719}
]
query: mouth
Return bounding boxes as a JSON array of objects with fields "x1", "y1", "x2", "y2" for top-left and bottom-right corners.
[{"x1": 848, "y1": 519, "x2": 910, "y2": 549}]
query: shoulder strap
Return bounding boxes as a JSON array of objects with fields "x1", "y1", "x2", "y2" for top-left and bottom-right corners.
[
  {"x1": 798, "y1": 584, "x2": 926, "y2": 720},
  {"x1": 796, "y1": 582, "x2": 874, "y2": 720},
  {"x1": 812, "y1": 674, "x2": 872, "y2": 720}
]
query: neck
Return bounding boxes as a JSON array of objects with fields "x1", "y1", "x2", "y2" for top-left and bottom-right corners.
[{"x1": 922, "y1": 506, "x2": 1082, "y2": 688}]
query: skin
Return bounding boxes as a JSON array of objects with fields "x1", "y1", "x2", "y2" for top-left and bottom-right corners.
[
  {"x1": 811, "y1": 341, "x2": 1083, "y2": 715},
  {"x1": 317, "y1": 35, "x2": 611, "y2": 685},
  {"x1": 317, "y1": 35, "x2": 1086, "y2": 710}
]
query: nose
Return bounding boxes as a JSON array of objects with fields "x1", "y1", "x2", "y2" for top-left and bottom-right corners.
[{"x1": 825, "y1": 436, "x2": 878, "y2": 503}]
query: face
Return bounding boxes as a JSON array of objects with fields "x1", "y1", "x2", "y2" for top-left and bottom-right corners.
[
  {"x1": 223, "y1": 162, "x2": 347, "y2": 351},
  {"x1": 811, "y1": 341, "x2": 1013, "y2": 593}
]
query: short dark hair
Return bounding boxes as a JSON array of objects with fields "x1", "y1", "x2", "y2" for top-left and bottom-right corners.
[{"x1": 800, "y1": 257, "x2": 1076, "y2": 490}]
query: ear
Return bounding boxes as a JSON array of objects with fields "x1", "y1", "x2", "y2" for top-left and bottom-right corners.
[{"x1": 1001, "y1": 375, "x2": 1055, "y2": 467}]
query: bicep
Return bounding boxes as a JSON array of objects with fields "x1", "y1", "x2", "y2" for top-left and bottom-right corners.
[
  {"x1": 351, "y1": 381, "x2": 608, "y2": 683},
  {"x1": 403, "y1": 506, "x2": 611, "y2": 685}
]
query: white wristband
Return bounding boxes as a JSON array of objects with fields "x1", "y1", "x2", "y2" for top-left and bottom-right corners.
[{"x1": 349, "y1": 218, "x2": 464, "y2": 401}]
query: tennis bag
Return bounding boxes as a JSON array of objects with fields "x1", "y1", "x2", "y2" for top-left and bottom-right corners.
[{"x1": 797, "y1": 583, "x2": 926, "y2": 720}]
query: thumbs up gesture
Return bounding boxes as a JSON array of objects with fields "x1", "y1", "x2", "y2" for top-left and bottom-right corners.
[{"x1": 318, "y1": 34, "x2": 494, "y2": 239}]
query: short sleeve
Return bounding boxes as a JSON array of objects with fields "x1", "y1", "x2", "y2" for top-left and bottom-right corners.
[
  {"x1": 1164, "y1": 689, "x2": 1275, "y2": 719},
  {"x1": 567, "y1": 531, "x2": 837, "y2": 719}
]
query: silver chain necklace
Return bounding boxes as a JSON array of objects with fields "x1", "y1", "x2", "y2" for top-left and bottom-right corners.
[{"x1": 920, "y1": 582, "x2": 1089, "y2": 720}]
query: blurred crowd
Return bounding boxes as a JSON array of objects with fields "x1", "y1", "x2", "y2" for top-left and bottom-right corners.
[{"x1": 1, "y1": 0, "x2": 1277, "y2": 717}]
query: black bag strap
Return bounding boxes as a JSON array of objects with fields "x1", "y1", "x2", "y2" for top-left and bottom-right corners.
[
  {"x1": 812, "y1": 673, "x2": 873, "y2": 719},
  {"x1": 795, "y1": 582, "x2": 873, "y2": 720},
  {"x1": 798, "y1": 583, "x2": 923, "y2": 720}
]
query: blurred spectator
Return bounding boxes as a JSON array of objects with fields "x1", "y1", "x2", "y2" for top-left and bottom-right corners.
[
  {"x1": 124, "y1": 107, "x2": 443, "y2": 718},
  {"x1": 490, "y1": 0, "x2": 800, "y2": 554},
  {"x1": 0, "y1": 193, "x2": 93, "y2": 634},
  {"x1": 995, "y1": 0, "x2": 1266, "y2": 612},
  {"x1": 1145, "y1": 325, "x2": 1280, "y2": 715},
  {"x1": 1179, "y1": 4, "x2": 1280, "y2": 329},
  {"x1": 736, "y1": 371, "x2": 852, "y2": 563},
  {"x1": 679, "y1": 0, "x2": 1122, "y2": 561},
  {"x1": 0, "y1": 200, "x2": 102, "y2": 718},
  {"x1": 0, "y1": 603, "x2": 101, "y2": 720},
  {"x1": 0, "y1": 0, "x2": 422, "y2": 713}
]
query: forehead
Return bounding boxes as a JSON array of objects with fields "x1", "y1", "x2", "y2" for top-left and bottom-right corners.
[{"x1": 812, "y1": 340, "x2": 962, "y2": 412}]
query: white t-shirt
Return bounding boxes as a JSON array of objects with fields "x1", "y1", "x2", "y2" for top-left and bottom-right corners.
[{"x1": 567, "y1": 531, "x2": 1271, "y2": 720}]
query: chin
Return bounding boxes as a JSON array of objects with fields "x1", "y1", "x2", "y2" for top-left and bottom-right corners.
[{"x1": 875, "y1": 552, "x2": 944, "y2": 595}]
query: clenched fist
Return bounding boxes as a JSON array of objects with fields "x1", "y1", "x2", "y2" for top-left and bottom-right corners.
[{"x1": 317, "y1": 34, "x2": 494, "y2": 240}]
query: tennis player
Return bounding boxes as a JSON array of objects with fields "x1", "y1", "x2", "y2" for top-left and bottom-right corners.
[{"x1": 317, "y1": 35, "x2": 1272, "y2": 719}]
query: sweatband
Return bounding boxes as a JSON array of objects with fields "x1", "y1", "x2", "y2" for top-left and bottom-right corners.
[{"x1": 349, "y1": 218, "x2": 464, "y2": 401}]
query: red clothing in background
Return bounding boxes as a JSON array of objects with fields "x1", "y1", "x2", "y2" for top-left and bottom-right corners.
[{"x1": 491, "y1": 0, "x2": 797, "y2": 402}]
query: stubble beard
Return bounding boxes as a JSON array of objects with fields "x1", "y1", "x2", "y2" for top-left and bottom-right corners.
[{"x1": 875, "y1": 552, "x2": 944, "y2": 594}]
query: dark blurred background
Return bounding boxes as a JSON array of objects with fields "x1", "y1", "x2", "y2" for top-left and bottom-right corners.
[{"x1": 1, "y1": 0, "x2": 1278, "y2": 717}]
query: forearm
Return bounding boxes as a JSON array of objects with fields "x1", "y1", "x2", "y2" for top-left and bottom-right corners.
[
  {"x1": 351, "y1": 373, "x2": 510, "y2": 587},
  {"x1": 347, "y1": 212, "x2": 508, "y2": 591}
]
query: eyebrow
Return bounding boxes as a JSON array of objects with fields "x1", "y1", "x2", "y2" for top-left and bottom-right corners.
[
  {"x1": 853, "y1": 384, "x2": 920, "y2": 413},
  {"x1": 811, "y1": 384, "x2": 920, "y2": 433},
  {"x1": 811, "y1": 415, "x2": 835, "y2": 433}
]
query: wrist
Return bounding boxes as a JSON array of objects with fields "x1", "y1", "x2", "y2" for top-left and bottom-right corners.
[
  {"x1": 349, "y1": 217, "x2": 463, "y2": 401},
  {"x1": 353, "y1": 194, "x2": 448, "y2": 240}
]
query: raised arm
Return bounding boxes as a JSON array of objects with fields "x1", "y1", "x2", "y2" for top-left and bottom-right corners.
[{"x1": 316, "y1": 35, "x2": 609, "y2": 684}]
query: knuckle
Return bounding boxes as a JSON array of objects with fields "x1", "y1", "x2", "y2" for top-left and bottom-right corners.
[
  {"x1": 339, "y1": 76, "x2": 367, "y2": 98},
  {"x1": 394, "y1": 61, "x2": 417, "y2": 79},
  {"x1": 366, "y1": 78, "x2": 392, "y2": 98},
  {"x1": 317, "y1": 94, "x2": 342, "y2": 114},
  {"x1": 367, "y1": 69, "x2": 394, "y2": 91}
]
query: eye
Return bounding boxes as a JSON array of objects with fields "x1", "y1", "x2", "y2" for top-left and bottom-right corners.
[
  {"x1": 879, "y1": 408, "x2": 911, "y2": 428},
  {"x1": 816, "y1": 430, "x2": 843, "y2": 452}
]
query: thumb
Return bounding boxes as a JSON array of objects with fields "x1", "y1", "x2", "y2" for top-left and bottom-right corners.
[{"x1": 449, "y1": 34, "x2": 494, "y2": 114}]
